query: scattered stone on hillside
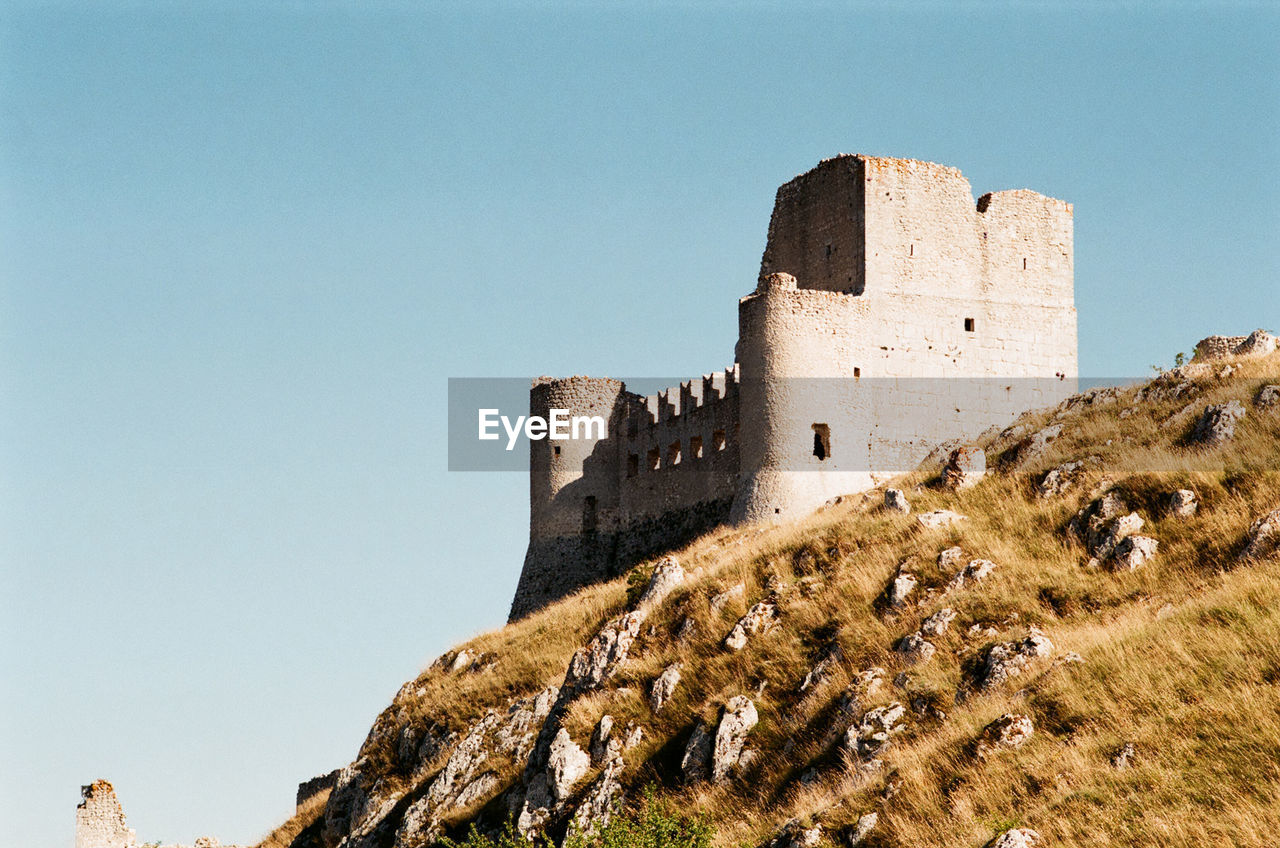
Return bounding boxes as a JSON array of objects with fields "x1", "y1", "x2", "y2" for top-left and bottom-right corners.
[
  {"x1": 724, "y1": 600, "x2": 779, "y2": 651},
  {"x1": 847, "y1": 812, "x2": 879, "y2": 846},
  {"x1": 1037, "y1": 460, "x2": 1085, "y2": 498},
  {"x1": 680, "y1": 721, "x2": 714, "y2": 784},
  {"x1": 589, "y1": 715, "x2": 615, "y2": 766},
  {"x1": 1191, "y1": 400, "x2": 1246, "y2": 446},
  {"x1": 798, "y1": 642, "x2": 844, "y2": 693},
  {"x1": 519, "y1": 729, "x2": 591, "y2": 831},
  {"x1": 1168, "y1": 489, "x2": 1199, "y2": 519},
  {"x1": 325, "y1": 760, "x2": 404, "y2": 848},
  {"x1": 1070, "y1": 491, "x2": 1149, "y2": 566},
  {"x1": 1256, "y1": 385, "x2": 1280, "y2": 411},
  {"x1": 710, "y1": 583, "x2": 746, "y2": 615},
  {"x1": 920, "y1": 607, "x2": 957, "y2": 637},
  {"x1": 449, "y1": 649, "x2": 475, "y2": 673},
  {"x1": 399, "y1": 722, "x2": 453, "y2": 772},
  {"x1": 968, "y1": 623, "x2": 1000, "y2": 640},
  {"x1": 650, "y1": 663, "x2": 683, "y2": 713},
  {"x1": 886, "y1": 569, "x2": 918, "y2": 608},
  {"x1": 566, "y1": 756, "x2": 625, "y2": 839},
  {"x1": 943, "y1": 445, "x2": 986, "y2": 489},
  {"x1": 977, "y1": 628, "x2": 1054, "y2": 691},
  {"x1": 1112, "y1": 535, "x2": 1159, "y2": 571},
  {"x1": 491, "y1": 686, "x2": 559, "y2": 761},
  {"x1": 976, "y1": 714, "x2": 1034, "y2": 759},
  {"x1": 1112, "y1": 742, "x2": 1137, "y2": 769},
  {"x1": 1005, "y1": 422, "x2": 1063, "y2": 468},
  {"x1": 636, "y1": 556, "x2": 685, "y2": 611},
  {"x1": 763, "y1": 819, "x2": 824, "y2": 848},
  {"x1": 986, "y1": 828, "x2": 1042, "y2": 848},
  {"x1": 938, "y1": 545, "x2": 965, "y2": 572},
  {"x1": 884, "y1": 488, "x2": 911, "y2": 514},
  {"x1": 917, "y1": 509, "x2": 966, "y2": 530},
  {"x1": 622, "y1": 723, "x2": 643, "y2": 750},
  {"x1": 1085, "y1": 512, "x2": 1144, "y2": 567},
  {"x1": 895, "y1": 633, "x2": 936, "y2": 664},
  {"x1": 1240, "y1": 507, "x2": 1280, "y2": 562},
  {"x1": 563, "y1": 611, "x2": 646, "y2": 697},
  {"x1": 1056, "y1": 651, "x2": 1085, "y2": 666},
  {"x1": 948, "y1": 559, "x2": 996, "y2": 591},
  {"x1": 845, "y1": 702, "x2": 907, "y2": 760},
  {"x1": 712, "y1": 696, "x2": 760, "y2": 782}
]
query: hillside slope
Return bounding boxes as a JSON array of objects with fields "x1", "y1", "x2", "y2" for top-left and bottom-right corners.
[{"x1": 261, "y1": 338, "x2": 1280, "y2": 848}]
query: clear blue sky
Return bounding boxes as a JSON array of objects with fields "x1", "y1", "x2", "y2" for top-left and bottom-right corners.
[{"x1": 1, "y1": 2, "x2": 1276, "y2": 845}]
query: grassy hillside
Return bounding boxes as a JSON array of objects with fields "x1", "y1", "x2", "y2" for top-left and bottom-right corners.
[{"x1": 258, "y1": 350, "x2": 1280, "y2": 848}]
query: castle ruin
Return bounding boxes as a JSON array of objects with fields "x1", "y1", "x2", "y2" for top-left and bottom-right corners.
[{"x1": 510, "y1": 154, "x2": 1078, "y2": 619}]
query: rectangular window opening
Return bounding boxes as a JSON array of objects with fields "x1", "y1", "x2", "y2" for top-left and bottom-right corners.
[
  {"x1": 712, "y1": 429, "x2": 727, "y2": 451},
  {"x1": 668, "y1": 440, "x2": 682, "y2": 466},
  {"x1": 854, "y1": 367, "x2": 861, "y2": 379},
  {"x1": 647, "y1": 447, "x2": 660, "y2": 472},
  {"x1": 964, "y1": 317, "x2": 975, "y2": 333},
  {"x1": 553, "y1": 445, "x2": 561, "y2": 457},
  {"x1": 812, "y1": 423, "x2": 831, "y2": 461},
  {"x1": 690, "y1": 435, "x2": 704, "y2": 460}
]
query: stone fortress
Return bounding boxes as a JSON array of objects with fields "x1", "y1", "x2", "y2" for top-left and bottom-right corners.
[
  {"x1": 75, "y1": 779, "x2": 245, "y2": 848},
  {"x1": 510, "y1": 154, "x2": 1078, "y2": 620}
]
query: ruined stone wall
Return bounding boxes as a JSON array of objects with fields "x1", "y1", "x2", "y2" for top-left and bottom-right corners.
[
  {"x1": 77, "y1": 781, "x2": 136, "y2": 848},
  {"x1": 297, "y1": 769, "x2": 339, "y2": 810}
]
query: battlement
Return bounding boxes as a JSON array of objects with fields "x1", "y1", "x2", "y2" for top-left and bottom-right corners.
[{"x1": 511, "y1": 152, "x2": 1077, "y2": 619}]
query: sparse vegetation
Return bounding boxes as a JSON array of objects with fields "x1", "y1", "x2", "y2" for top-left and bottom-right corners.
[{"x1": 298, "y1": 353, "x2": 1280, "y2": 848}]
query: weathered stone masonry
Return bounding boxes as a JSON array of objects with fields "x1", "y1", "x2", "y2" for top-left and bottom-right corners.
[{"x1": 510, "y1": 154, "x2": 1078, "y2": 620}]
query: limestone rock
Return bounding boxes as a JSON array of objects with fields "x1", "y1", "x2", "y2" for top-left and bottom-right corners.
[
  {"x1": 1240, "y1": 507, "x2": 1280, "y2": 562},
  {"x1": 938, "y1": 545, "x2": 966, "y2": 572},
  {"x1": 1007, "y1": 422, "x2": 1063, "y2": 467},
  {"x1": 1037, "y1": 459, "x2": 1085, "y2": 498},
  {"x1": 680, "y1": 721, "x2": 714, "y2": 784},
  {"x1": 943, "y1": 445, "x2": 986, "y2": 489},
  {"x1": 978, "y1": 628, "x2": 1054, "y2": 690},
  {"x1": 895, "y1": 632, "x2": 936, "y2": 664},
  {"x1": 884, "y1": 488, "x2": 911, "y2": 514},
  {"x1": 845, "y1": 702, "x2": 907, "y2": 760},
  {"x1": 1256, "y1": 384, "x2": 1280, "y2": 411},
  {"x1": 724, "y1": 600, "x2": 779, "y2": 651},
  {"x1": 1235, "y1": 328, "x2": 1279, "y2": 357},
  {"x1": 1112, "y1": 535, "x2": 1158, "y2": 571},
  {"x1": 589, "y1": 715, "x2": 615, "y2": 766},
  {"x1": 763, "y1": 819, "x2": 823, "y2": 848},
  {"x1": 649, "y1": 662, "x2": 683, "y2": 713},
  {"x1": 798, "y1": 642, "x2": 843, "y2": 693},
  {"x1": 712, "y1": 696, "x2": 759, "y2": 782},
  {"x1": 976, "y1": 713, "x2": 1034, "y2": 758},
  {"x1": 566, "y1": 757, "x2": 625, "y2": 838},
  {"x1": 1191, "y1": 400, "x2": 1246, "y2": 446},
  {"x1": 847, "y1": 812, "x2": 878, "y2": 846},
  {"x1": 920, "y1": 607, "x2": 957, "y2": 637},
  {"x1": 948, "y1": 559, "x2": 996, "y2": 591},
  {"x1": 1071, "y1": 492, "x2": 1146, "y2": 565},
  {"x1": 1112, "y1": 742, "x2": 1137, "y2": 769},
  {"x1": 986, "y1": 828, "x2": 1042, "y2": 848},
  {"x1": 917, "y1": 509, "x2": 966, "y2": 530},
  {"x1": 1168, "y1": 489, "x2": 1198, "y2": 519},
  {"x1": 564, "y1": 611, "x2": 645, "y2": 696},
  {"x1": 636, "y1": 556, "x2": 684, "y2": 611},
  {"x1": 546, "y1": 728, "x2": 591, "y2": 801},
  {"x1": 886, "y1": 570, "x2": 918, "y2": 608}
]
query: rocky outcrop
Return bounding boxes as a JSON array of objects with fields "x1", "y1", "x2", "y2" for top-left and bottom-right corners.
[
  {"x1": 762, "y1": 818, "x2": 823, "y2": 848},
  {"x1": 986, "y1": 828, "x2": 1042, "y2": 848},
  {"x1": 1037, "y1": 459, "x2": 1085, "y2": 498},
  {"x1": 886, "y1": 568, "x2": 918, "y2": 608},
  {"x1": 636, "y1": 556, "x2": 685, "y2": 611},
  {"x1": 943, "y1": 445, "x2": 986, "y2": 490},
  {"x1": 1191, "y1": 400, "x2": 1246, "y2": 446},
  {"x1": 976, "y1": 628, "x2": 1054, "y2": 691},
  {"x1": 724, "y1": 600, "x2": 779, "y2": 650},
  {"x1": 846, "y1": 812, "x2": 878, "y2": 846},
  {"x1": 845, "y1": 702, "x2": 907, "y2": 760},
  {"x1": 948, "y1": 558, "x2": 996, "y2": 591},
  {"x1": 1240, "y1": 507, "x2": 1280, "y2": 562},
  {"x1": 920, "y1": 608, "x2": 957, "y2": 637},
  {"x1": 712, "y1": 696, "x2": 760, "y2": 782},
  {"x1": 649, "y1": 662, "x2": 683, "y2": 713},
  {"x1": 895, "y1": 632, "x2": 936, "y2": 664},
  {"x1": 1194, "y1": 329, "x2": 1278, "y2": 361},
  {"x1": 884, "y1": 488, "x2": 911, "y2": 514},
  {"x1": 1168, "y1": 489, "x2": 1198, "y2": 519},
  {"x1": 1112, "y1": 534, "x2": 1158, "y2": 571},
  {"x1": 975, "y1": 714, "x2": 1034, "y2": 758},
  {"x1": 1070, "y1": 491, "x2": 1152, "y2": 568},
  {"x1": 917, "y1": 510, "x2": 966, "y2": 530},
  {"x1": 566, "y1": 756, "x2": 626, "y2": 838},
  {"x1": 1256, "y1": 384, "x2": 1280, "y2": 411}
]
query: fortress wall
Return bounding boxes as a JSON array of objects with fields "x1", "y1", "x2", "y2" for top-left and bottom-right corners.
[
  {"x1": 978, "y1": 189, "x2": 1074, "y2": 307},
  {"x1": 76, "y1": 781, "x2": 136, "y2": 848},
  {"x1": 861, "y1": 156, "x2": 984, "y2": 300},
  {"x1": 527, "y1": 376, "x2": 626, "y2": 541},
  {"x1": 733, "y1": 272, "x2": 1076, "y2": 521},
  {"x1": 759, "y1": 155, "x2": 866, "y2": 293}
]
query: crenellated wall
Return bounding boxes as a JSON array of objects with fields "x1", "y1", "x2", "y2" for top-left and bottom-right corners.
[{"x1": 510, "y1": 153, "x2": 1077, "y2": 619}]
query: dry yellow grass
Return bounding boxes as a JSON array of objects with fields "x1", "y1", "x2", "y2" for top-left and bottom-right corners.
[
  {"x1": 298, "y1": 354, "x2": 1280, "y2": 847},
  {"x1": 254, "y1": 789, "x2": 330, "y2": 848}
]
